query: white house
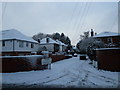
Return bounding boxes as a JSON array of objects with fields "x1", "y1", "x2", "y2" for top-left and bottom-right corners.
[
  {"x1": 0, "y1": 29, "x2": 40, "y2": 56},
  {"x1": 56, "y1": 39, "x2": 67, "y2": 52},
  {"x1": 39, "y1": 37, "x2": 60, "y2": 53}
]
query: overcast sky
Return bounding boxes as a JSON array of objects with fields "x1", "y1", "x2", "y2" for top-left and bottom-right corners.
[{"x1": 1, "y1": 1, "x2": 118, "y2": 45}]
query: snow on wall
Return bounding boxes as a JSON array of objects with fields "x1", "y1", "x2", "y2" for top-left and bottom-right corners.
[
  {"x1": 1, "y1": 55, "x2": 45, "y2": 72},
  {"x1": 25, "y1": 55, "x2": 43, "y2": 67},
  {"x1": 96, "y1": 48, "x2": 120, "y2": 50},
  {"x1": 1, "y1": 55, "x2": 43, "y2": 58}
]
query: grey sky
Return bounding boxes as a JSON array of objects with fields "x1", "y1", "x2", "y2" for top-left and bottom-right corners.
[{"x1": 2, "y1": 2, "x2": 118, "y2": 45}]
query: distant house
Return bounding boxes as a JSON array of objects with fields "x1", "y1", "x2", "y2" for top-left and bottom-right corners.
[
  {"x1": 93, "y1": 32, "x2": 120, "y2": 47},
  {"x1": 39, "y1": 37, "x2": 60, "y2": 53},
  {"x1": 0, "y1": 29, "x2": 40, "y2": 56},
  {"x1": 56, "y1": 40, "x2": 67, "y2": 52}
]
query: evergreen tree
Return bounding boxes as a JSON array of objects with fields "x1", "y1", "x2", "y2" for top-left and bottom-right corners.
[
  {"x1": 60, "y1": 33, "x2": 66, "y2": 43},
  {"x1": 53, "y1": 33, "x2": 61, "y2": 40},
  {"x1": 65, "y1": 37, "x2": 71, "y2": 45},
  {"x1": 33, "y1": 32, "x2": 71, "y2": 45}
]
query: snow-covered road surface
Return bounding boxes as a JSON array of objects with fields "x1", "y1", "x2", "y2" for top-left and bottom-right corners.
[{"x1": 1, "y1": 55, "x2": 119, "y2": 88}]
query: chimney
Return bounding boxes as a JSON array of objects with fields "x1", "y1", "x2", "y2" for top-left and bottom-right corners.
[
  {"x1": 46, "y1": 37, "x2": 49, "y2": 43},
  {"x1": 95, "y1": 32, "x2": 97, "y2": 35},
  {"x1": 91, "y1": 29, "x2": 94, "y2": 37},
  {"x1": 38, "y1": 38, "x2": 40, "y2": 43}
]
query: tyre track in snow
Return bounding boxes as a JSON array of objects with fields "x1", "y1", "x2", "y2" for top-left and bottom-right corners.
[
  {"x1": 62, "y1": 60, "x2": 99, "y2": 87},
  {"x1": 82, "y1": 68, "x2": 118, "y2": 85},
  {"x1": 39, "y1": 73, "x2": 69, "y2": 84},
  {"x1": 78, "y1": 60, "x2": 118, "y2": 86},
  {"x1": 26, "y1": 57, "x2": 81, "y2": 87},
  {"x1": 66, "y1": 68, "x2": 99, "y2": 87},
  {"x1": 65, "y1": 60, "x2": 118, "y2": 87},
  {"x1": 25, "y1": 73, "x2": 69, "y2": 88}
]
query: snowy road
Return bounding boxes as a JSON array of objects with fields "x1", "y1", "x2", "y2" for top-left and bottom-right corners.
[{"x1": 1, "y1": 55, "x2": 119, "y2": 88}]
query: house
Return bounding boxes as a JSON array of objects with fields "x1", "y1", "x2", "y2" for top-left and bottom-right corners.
[
  {"x1": 93, "y1": 31, "x2": 120, "y2": 47},
  {"x1": 56, "y1": 39, "x2": 67, "y2": 52},
  {"x1": 0, "y1": 29, "x2": 40, "y2": 56},
  {"x1": 39, "y1": 37, "x2": 60, "y2": 53}
]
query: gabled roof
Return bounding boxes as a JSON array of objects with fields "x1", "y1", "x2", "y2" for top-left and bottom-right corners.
[
  {"x1": 0, "y1": 29, "x2": 37, "y2": 43},
  {"x1": 40, "y1": 37, "x2": 59, "y2": 44},
  {"x1": 56, "y1": 39, "x2": 67, "y2": 46},
  {"x1": 93, "y1": 31, "x2": 120, "y2": 38}
]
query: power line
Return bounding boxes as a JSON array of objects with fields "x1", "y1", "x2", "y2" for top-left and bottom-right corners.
[
  {"x1": 72, "y1": 1, "x2": 90, "y2": 41},
  {"x1": 66, "y1": 2, "x2": 78, "y2": 31},
  {"x1": 70, "y1": 2, "x2": 85, "y2": 39},
  {"x1": 110, "y1": 14, "x2": 117, "y2": 32},
  {"x1": 77, "y1": 1, "x2": 90, "y2": 32},
  {"x1": 2, "y1": 2, "x2": 7, "y2": 22},
  {"x1": 80, "y1": 2, "x2": 92, "y2": 32}
]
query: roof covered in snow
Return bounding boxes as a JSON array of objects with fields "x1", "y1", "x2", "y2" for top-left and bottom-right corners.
[
  {"x1": 40, "y1": 37, "x2": 59, "y2": 44},
  {"x1": 56, "y1": 39, "x2": 67, "y2": 46},
  {"x1": 93, "y1": 32, "x2": 120, "y2": 38},
  {"x1": 0, "y1": 29, "x2": 37, "y2": 43}
]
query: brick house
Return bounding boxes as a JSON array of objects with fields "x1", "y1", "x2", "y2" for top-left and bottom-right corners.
[{"x1": 93, "y1": 32, "x2": 120, "y2": 47}]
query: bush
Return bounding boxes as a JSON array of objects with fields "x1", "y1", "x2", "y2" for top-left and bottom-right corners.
[{"x1": 77, "y1": 37, "x2": 105, "y2": 54}]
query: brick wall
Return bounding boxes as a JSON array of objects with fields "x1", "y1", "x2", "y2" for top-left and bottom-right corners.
[{"x1": 1, "y1": 55, "x2": 48, "y2": 73}]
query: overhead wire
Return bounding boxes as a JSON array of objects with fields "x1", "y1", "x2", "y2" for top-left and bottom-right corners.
[
  {"x1": 72, "y1": 1, "x2": 90, "y2": 41},
  {"x1": 2, "y1": 2, "x2": 7, "y2": 22},
  {"x1": 69, "y1": 2, "x2": 84, "y2": 44},
  {"x1": 77, "y1": 1, "x2": 90, "y2": 36},
  {"x1": 66, "y1": 2, "x2": 78, "y2": 31},
  {"x1": 80, "y1": 2, "x2": 92, "y2": 32},
  {"x1": 110, "y1": 14, "x2": 117, "y2": 32},
  {"x1": 69, "y1": 2, "x2": 89, "y2": 45},
  {"x1": 70, "y1": 2, "x2": 85, "y2": 40}
]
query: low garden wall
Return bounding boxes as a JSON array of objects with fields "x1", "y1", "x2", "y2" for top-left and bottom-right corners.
[
  {"x1": 96, "y1": 48, "x2": 120, "y2": 72},
  {"x1": 1, "y1": 55, "x2": 48, "y2": 73},
  {"x1": 49, "y1": 54, "x2": 72, "y2": 62},
  {"x1": 1, "y1": 54, "x2": 72, "y2": 73}
]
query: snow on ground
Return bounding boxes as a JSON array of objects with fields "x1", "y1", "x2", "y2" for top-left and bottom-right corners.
[{"x1": 1, "y1": 55, "x2": 119, "y2": 88}]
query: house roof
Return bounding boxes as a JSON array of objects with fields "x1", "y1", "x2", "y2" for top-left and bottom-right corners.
[
  {"x1": 56, "y1": 39, "x2": 67, "y2": 46},
  {"x1": 0, "y1": 29, "x2": 37, "y2": 43},
  {"x1": 40, "y1": 37, "x2": 59, "y2": 44},
  {"x1": 93, "y1": 31, "x2": 120, "y2": 38}
]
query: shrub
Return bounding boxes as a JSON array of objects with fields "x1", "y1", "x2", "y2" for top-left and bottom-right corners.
[{"x1": 77, "y1": 37, "x2": 105, "y2": 54}]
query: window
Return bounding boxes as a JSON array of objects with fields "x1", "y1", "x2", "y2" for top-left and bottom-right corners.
[
  {"x1": 107, "y1": 37, "x2": 112, "y2": 44},
  {"x1": 4, "y1": 54, "x2": 10, "y2": 56},
  {"x1": 2, "y1": 41, "x2": 5, "y2": 46},
  {"x1": 19, "y1": 41, "x2": 24, "y2": 47},
  {"x1": 31, "y1": 43, "x2": 34, "y2": 48},
  {"x1": 26, "y1": 42, "x2": 29, "y2": 47}
]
